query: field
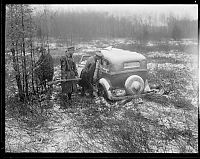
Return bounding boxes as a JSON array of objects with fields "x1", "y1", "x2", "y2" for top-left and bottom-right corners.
[{"x1": 5, "y1": 38, "x2": 198, "y2": 153}]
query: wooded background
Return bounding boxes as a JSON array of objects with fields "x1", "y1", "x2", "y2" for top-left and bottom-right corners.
[{"x1": 5, "y1": 4, "x2": 198, "y2": 101}]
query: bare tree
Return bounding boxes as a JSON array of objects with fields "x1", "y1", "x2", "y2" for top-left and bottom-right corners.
[
  {"x1": 6, "y1": 4, "x2": 35, "y2": 101},
  {"x1": 32, "y1": 8, "x2": 197, "y2": 41},
  {"x1": 6, "y1": 5, "x2": 24, "y2": 101}
]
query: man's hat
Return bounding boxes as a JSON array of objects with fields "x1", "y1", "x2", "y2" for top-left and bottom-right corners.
[
  {"x1": 95, "y1": 50, "x2": 103, "y2": 58},
  {"x1": 66, "y1": 46, "x2": 75, "y2": 52}
]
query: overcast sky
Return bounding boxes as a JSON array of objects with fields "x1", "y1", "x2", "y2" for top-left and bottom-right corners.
[{"x1": 32, "y1": 4, "x2": 198, "y2": 20}]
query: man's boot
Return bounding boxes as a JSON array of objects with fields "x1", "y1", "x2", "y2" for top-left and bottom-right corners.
[
  {"x1": 68, "y1": 93, "x2": 72, "y2": 100},
  {"x1": 81, "y1": 88, "x2": 85, "y2": 96},
  {"x1": 68, "y1": 93, "x2": 72, "y2": 106}
]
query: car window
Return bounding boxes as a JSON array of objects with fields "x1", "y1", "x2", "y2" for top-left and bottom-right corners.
[
  {"x1": 123, "y1": 61, "x2": 140, "y2": 69},
  {"x1": 102, "y1": 59, "x2": 109, "y2": 68},
  {"x1": 80, "y1": 55, "x2": 90, "y2": 64},
  {"x1": 82, "y1": 56, "x2": 90, "y2": 62},
  {"x1": 101, "y1": 59, "x2": 110, "y2": 72}
]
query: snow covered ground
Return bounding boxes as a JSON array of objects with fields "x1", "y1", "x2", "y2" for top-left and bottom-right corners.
[{"x1": 5, "y1": 38, "x2": 198, "y2": 153}]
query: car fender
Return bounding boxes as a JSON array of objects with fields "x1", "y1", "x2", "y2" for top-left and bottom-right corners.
[{"x1": 98, "y1": 78, "x2": 113, "y2": 100}]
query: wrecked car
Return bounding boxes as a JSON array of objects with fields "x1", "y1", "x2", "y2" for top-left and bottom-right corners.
[
  {"x1": 98, "y1": 47, "x2": 153, "y2": 101},
  {"x1": 77, "y1": 47, "x2": 153, "y2": 101}
]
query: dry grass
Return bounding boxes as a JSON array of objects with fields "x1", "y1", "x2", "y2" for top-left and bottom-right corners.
[{"x1": 5, "y1": 39, "x2": 198, "y2": 153}]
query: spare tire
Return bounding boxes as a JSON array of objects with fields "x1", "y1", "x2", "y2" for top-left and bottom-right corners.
[{"x1": 125, "y1": 75, "x2": 144, "y2": 95}]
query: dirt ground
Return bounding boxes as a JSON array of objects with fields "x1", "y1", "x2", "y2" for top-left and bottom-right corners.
[{"x1": 5, "y1": 38, "x2": 198, "y2": 153}]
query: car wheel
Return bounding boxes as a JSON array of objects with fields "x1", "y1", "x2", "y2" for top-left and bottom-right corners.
[{"x1": 125, "y1": 75, "x2": 144, "y2": 95}]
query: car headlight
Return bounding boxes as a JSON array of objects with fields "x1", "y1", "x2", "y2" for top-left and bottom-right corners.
[{"x1": 112, "y1": 89, "x2": 126, "y2": 97}]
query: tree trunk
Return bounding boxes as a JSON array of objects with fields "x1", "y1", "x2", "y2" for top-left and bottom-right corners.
[
  {"x1": 20, "y1": 46, "x2": 25, "y2": 93},
  {"x1": 21, "y1": 5, "x2": 29, "y2": 97},
  {"x1": 9, "y1": 5, "x2": 24, "y2": 101},
  {"x1": 11, "y1": 48, "x2": 24, "y2": 101},
  {"x1": 30, "y1": 41, "x2": 35, "y2": 94}
]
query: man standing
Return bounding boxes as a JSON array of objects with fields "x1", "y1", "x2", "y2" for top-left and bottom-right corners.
[
  {"x1": 79, "y1": 51, "x2": 103, "y2": 97},
  {"x1": 60, "y1": 46, "x2": 78, "y2": 103},
  {"x1": 34, "y1": 47, "x2": 54, "y2": 92}
]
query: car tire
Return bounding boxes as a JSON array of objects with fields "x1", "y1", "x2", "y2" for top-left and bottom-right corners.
[{"x1": 125, "y1": 75, "x2": 144, "y2": 95}]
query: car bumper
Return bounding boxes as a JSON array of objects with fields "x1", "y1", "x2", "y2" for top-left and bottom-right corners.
[{"x1": 99, "y1": 78, "x2": 153, "y2": 101}]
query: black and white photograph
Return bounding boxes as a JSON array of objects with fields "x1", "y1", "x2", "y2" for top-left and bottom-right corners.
[{"x1": 4, "y1": 4, "x2": 198, "y2": 153}]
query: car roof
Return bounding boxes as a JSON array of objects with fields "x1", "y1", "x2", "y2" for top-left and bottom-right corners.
[{"x1": 101, "y1": 48, "x2": 146, "y2": 64}]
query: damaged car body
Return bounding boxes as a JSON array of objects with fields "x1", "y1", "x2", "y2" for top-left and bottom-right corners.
[
  {"x1": 78, "y1": 47, "x2": 153, "y2": 101},
  {"x1": 76, "y1": 53, "x2": 91, "y2": 76}
]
